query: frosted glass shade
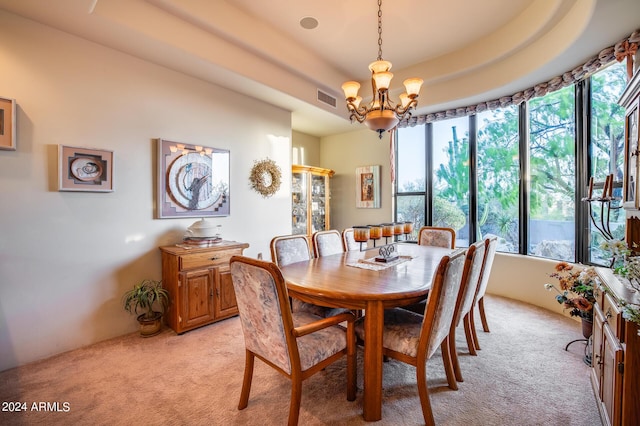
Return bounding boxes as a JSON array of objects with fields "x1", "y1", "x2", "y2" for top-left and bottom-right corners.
[
  {"x1": 403, "y1": 78, "x2": 423, "y2": 97},
  {"x1": 342, "y1": 81, "x2": 361, "y2": 99},
  {"x1": 368, "y1": 60, "x2": 392, "y2": 73},
  {"x1": 373, "y1": 71, "x2": 393, "y2": 91}
]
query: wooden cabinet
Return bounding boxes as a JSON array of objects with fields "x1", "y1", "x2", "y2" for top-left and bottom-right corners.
[
  {"x1": 592, "y1": 267, "x2": 640, "y2": 426},
  {"x1": 291, "y1": 165, "x2": 334, "y2": 238},
  {"x1": 160, "y1": 241, "x2": 249, "y2": 334}
]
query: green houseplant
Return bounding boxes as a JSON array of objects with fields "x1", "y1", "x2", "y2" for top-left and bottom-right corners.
[{"x1": 122, "y1": 279, "x2": 170, "y2": 337}]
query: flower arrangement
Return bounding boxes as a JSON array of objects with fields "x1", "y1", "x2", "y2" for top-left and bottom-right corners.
[{"x1": 544, "y1": 262, "x2": 597, "y2": 321}]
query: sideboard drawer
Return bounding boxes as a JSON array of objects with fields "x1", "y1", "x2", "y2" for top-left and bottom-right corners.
[
  {"x1": 602, "y1": 291, "x2": 623, "y2": 338},
  {"x1": 179, "y1": 247, "x2": 244, "y2": 270}
]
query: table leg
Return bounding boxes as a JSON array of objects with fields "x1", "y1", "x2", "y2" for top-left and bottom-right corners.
[{"x1": 363, "y1": 300, "x2": 384, "y2": 421}]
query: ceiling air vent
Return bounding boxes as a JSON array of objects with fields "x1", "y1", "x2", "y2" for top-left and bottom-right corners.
[{"x1": 317, "y1": 89, "x2": 337, "y2": 108}]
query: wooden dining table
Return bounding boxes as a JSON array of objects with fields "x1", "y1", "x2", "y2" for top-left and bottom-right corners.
[{"x1": 279, "y1": 242, "x2": 453, "y2": 422}]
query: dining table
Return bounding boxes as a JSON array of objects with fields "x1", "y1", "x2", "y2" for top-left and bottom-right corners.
[{"x1": 279, "y1": 242, "x2": 454, "y2": 422}]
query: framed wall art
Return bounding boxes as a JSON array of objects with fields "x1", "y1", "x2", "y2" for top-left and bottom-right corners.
[
  {"x1": 157, "y1": 138, "x2": 230, "y2": 219},
  {"x1": 0, "y1": 97, "x2": 16, "y2": 151},
  {"x1": 58, "y1": 145, "x2": 114, "y2": 192},
  {"x1": 356, "y1": 165, "x2": 380, "y2": 208}
]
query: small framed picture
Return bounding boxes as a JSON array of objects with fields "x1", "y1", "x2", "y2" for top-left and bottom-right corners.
[
  {"x1": 0, "y1": 97, "x2": 16, "y2": 151},
  {"x1": 356, "y1": 165, "x2": 381, "y2": 208},
  {"x1": 58, "y1": 145, "x2": 114, "y2": 192}
]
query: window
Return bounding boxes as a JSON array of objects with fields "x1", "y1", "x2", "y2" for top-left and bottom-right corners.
[
  {"x1": 588, "y1": 62, "x2": 626, "y2": 265},
  {"x1": 433, "y1": 117, "x2": 469, "y2": 246},
  {"x1": 395, "y1": 62, "x2": 627, "y2": 263},
  {"x1": 528, "y1": 85, "x2": 576, "y2": 261},
  {"x1": 396, "y1": 125, "x2": 425, "y2": 240},
  {"x1": 477, "y1": 106, "x2": 520, "y2": 252}
]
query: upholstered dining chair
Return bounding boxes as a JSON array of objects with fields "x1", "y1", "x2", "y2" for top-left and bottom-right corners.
[
  {"x1": 470, "y1": 236, "x2": 498, "y2": 350},
  {"x1": 401, "y1": 241, "x2": 485, "y2": 382},
  {"x1": 341, "y1": 228, "x2": 360, "y2": 251},
  {"x1": 355, "y1": 248, "x2": 466, "y2": 426},
  {"x1": 448, "y1": 240, "x2": 486, "y2": 382},
  {"x1": 312, "y1": 230, "x2": 344, "y2": 257},
  {"x1": 229, "y1": 255, "x2": 356, "y2": 425},
  {"x1": 270, "y1": 234, "x2": 347, "y2": 318},
  {"x1": 417, "y1": 226, "x2": 456, "y2": 249}
]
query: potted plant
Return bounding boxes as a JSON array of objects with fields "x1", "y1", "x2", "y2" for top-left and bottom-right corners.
[
  {"x1": 544, "y1": 262, "x2": 597, "y2": 338},
  {"x1": 122, "y1": 279, "x2": 170, "y2": 337}
]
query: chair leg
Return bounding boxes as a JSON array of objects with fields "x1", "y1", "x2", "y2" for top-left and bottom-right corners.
[
  {"x1": 440, "y1": 338, "x2": 458, "y2": 390},
  {"x1": 470, "y1": 304, "x2": 481, "y2": 351},
  {"x1": 448, "y1": 327, "x2": 463, "y2": 383},
  {"x1": 346, "y1": 323, "x2": 356, "y2": 401},
  {"x1": 463, "y1": 313, "x2": 477, "y2": 356},
  {"x1": 416, "y1": 358, "x2": 436, "y2": 426},
  {"x1": 479, "y1": 297, "x2": 490, "y2": 332},
  {"x1": 288, "y1": 375, "x2": 303, "y2": 426},
  {"x1": 238, "y1": 350, "x2": 255, "y2": 410}
]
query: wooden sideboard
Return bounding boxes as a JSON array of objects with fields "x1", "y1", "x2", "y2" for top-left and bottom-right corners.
[
  {"x1": 160, "y1": 241, "x2": 249, "y2": 334},
  {"x1": 592, "y1": 267, "x2": 640, "y2": 426}
]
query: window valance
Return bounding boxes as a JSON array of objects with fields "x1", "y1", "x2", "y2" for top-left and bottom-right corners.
[{"x1": 399, "y1": 29, "x2": 640, "y2": 127}]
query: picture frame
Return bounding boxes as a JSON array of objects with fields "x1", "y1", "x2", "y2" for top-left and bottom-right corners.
[
  {"x1": 356, "y1": 165, "x2": 381, "y2": 208},
  {"x1": 58, "y1": 145, "x2": 114, "y2": 192},
  {"x1": 623, "y1": 105, "x2": 639, "y2": 208},
  {"x1": 157, "y1": 138, "x2": 230, "y2": 219},
  {"x1": 0, "y1": 97, "x2": 16, "y2": 151}
]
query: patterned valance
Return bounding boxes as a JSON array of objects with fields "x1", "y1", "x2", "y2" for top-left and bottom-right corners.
[{"x1": 399, "y1": 29, "x2": 640, "y2": 128}]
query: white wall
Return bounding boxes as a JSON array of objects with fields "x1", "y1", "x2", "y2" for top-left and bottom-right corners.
[{"x1": 0, "y1": 11, "x2": 292, "y2": 371}]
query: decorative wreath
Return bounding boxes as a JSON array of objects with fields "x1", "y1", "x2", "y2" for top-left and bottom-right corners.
[{"x1": 249, "y1": 158, "x2": 282, "y2": 198}]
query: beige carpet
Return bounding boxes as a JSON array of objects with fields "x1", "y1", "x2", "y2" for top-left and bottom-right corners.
[{"x1": 0, "y1": 295, "x2": 601, "y2": 425}]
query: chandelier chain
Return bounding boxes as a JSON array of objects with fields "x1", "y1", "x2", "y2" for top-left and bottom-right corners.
[{"x1": 377, "y1": 0, "x2": 383, "y2": 60}]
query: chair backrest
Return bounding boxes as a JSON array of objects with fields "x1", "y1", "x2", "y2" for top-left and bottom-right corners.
[
  {"x1": 453, "y1": 241, "x2": 486, "y2": 326},
  {"x1": 229, "y1": 256, "x2": 298, "y2": 374},
  {"x1": 417, "y1": 226, "x2": 456, "y2": 249},
  {"x1": 475, "y1": 236, "x2": 498, "y2": 300},
  {"x1": 341, "y1": 228, "x2": 360, "y2": 251},
  {"x1": 312, "y1": 230, "x2": 344, "y2": 257},
  {"x1": 270, "y1": 234, "x2": 313, "y2": 267},
  {"x1": 418, "y1": 248, "x2": 466, "y2": 360}
]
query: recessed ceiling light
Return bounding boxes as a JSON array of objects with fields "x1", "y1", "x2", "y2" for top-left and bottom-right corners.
[{"x1": 300, "y1": 16, "x2": 318, "y2": 30}]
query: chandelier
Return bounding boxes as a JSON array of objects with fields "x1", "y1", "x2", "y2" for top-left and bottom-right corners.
[{"x1": 341, "y1": 0, "x2": 423, "y2": 138}]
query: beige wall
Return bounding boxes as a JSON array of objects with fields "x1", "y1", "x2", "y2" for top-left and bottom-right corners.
[
  {"x1": 0, "y1": 11, "x2": 292, "y2": 371},
  {"x1": 291, "y1": 130, "x2": 320, "y2": 166},
  {"x1": 320, "y1": 129, "x2": 395, "y2": 234}
]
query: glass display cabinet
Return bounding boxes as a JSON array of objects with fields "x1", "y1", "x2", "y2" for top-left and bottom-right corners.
[{"x1": 291, "y1": 165, "x2": 334, "y2": 238}]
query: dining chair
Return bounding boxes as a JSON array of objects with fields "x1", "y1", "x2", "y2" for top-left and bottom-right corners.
[
  {"x1": 471, "y1": 236, "x2": 498, "y2": 350},
  {"x1": 270, "y1": 234, "x2": 348, "y2": 318},
  {"x1": 417, "y1": 226, "x2": 456, "y2": 249},
  {"x1": 312, "y1": 230, "x2": 344, "y2": 257},
  {"x1": 448, "y1": 240, "x2": 486, "y2": 382},
  {"x1": 229, "y1": 255, "x2": 356, "y2": 425},
  {"x1": 355, "y1": 248, "x2": 466, "y2": 426},
  {"x1": 341, "y1": 228, "x2": 360, "y2": 251},
  {"x1": 401, "y1": 241, "x2": 485, "y2": 382}
]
